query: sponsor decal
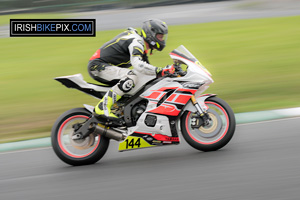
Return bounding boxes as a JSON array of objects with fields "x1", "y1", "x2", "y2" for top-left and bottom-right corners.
[
  {"x1": 137, "y1": 40, "x2": 144, "y2": 46},
  {"x1": 152, "y1": 140, "x2": 162, "y2": 143}
]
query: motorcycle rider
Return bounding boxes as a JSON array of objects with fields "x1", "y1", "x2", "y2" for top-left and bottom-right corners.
[{"x1": 88, "y1": 19, "x2": 174, "y2": 122}]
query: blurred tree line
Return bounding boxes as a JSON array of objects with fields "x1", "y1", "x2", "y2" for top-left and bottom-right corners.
[{"x1": 0, "y1": 0, "x2": 227, "y2": 13}]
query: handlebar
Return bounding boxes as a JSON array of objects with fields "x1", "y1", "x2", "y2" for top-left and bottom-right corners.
[{"x1": 164, "y1": 63, "x2": 187, "y2": 77}]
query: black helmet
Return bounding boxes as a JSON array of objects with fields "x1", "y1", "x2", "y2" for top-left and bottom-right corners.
[{"x1": 141, "y1": 19, "x2": 168, "y2": 51}]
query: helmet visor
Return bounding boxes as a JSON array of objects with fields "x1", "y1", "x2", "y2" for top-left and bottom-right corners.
[{"x1": 156, "y1": 33, "x2": 168, "y2": 43}]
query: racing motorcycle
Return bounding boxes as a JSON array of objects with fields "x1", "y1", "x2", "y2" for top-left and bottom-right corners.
[{"x1": 51, "y1": 45, "x2": 236, "y2": 166}]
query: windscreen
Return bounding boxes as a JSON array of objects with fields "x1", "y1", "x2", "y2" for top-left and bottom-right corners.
[
  {"x1": 175, "y1": 45, "x2": 196, "y2": 60},
  {"x1": 171, "y1": 45, "x2": 212, "y2": 76}
]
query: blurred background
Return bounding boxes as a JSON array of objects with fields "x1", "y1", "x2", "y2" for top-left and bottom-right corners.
[
  {"x1": 1, "y1": 0, "x2": 230, "y2": 13},
  {"x1": 0, "y1": 0, "x2": 300, "y2": 142}
]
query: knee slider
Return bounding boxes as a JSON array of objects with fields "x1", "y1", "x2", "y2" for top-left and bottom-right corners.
[{"x1": 117, "y1": 77, "x2": 135, "y2": 93}]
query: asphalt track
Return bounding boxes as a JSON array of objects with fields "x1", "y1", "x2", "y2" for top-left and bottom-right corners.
[{"x1": 1, "y1": 117, "x2": 300, "y2": 200}]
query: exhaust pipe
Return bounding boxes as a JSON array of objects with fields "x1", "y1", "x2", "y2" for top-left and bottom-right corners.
[{"x1": 89, "y1": 123, "x2": 126, "y2": 141}]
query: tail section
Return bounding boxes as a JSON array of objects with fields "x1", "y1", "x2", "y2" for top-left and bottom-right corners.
[{"x1": 55, "y1": 74, "x2": 111, "y2": 99}]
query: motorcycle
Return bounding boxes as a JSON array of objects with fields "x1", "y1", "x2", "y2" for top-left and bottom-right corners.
[{"x1": 51, "y1": 45, "x2": 236, "y2": 166}]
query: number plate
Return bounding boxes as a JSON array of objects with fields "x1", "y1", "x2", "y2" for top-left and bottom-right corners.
[{"x1": 118, "y1": 136, "x2": 155, "y2": 151}]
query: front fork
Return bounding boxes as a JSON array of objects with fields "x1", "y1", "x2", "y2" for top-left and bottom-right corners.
[{"x1": 190, "y1": 95, "x2": 211, "y2": 128}]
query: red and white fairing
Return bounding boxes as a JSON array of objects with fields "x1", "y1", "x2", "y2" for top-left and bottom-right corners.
[{"x1": 132, "y1": 45, "x2": 215, "y2": 136}]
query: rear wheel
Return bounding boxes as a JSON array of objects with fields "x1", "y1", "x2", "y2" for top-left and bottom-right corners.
[
  {"x1": 51, "y1": 108, "x2": 109, "y2": 166},
  {"x1": 181, "y1": 97, "x2": 235, "y2": 151}
]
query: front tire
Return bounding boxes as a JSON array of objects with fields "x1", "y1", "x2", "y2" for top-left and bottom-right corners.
[
  {"x1": 51, "y1": 108, "x2": 109, "y2": 166},
  {"x1": 181, "y1": 97, "x2": 235, "y2": 151}
]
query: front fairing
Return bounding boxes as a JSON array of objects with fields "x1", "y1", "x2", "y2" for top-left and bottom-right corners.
[{"x1": 169, "y1": 45, "x2": 214, "y2": 85}]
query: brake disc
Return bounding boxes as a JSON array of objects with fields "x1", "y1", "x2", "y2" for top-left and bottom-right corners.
[
  {"x1": 198, "y1": 112, "x2": 222, "y2": 138},
  {"x1": 69, "y1": 132, "x2": 95, "y2": 150},
  {"x1": 199, "y1": 113, "x2": 218, "y2": 133}
]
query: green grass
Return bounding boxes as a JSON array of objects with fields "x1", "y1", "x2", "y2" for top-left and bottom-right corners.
[
  {"x1": 0, "y1": 13, "x2": 73, "y2": 26},
  {"x1": 1, "y1": 15, "x2": 300, "y2": 143}
]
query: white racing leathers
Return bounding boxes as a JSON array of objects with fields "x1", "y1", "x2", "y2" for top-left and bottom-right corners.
[{"x1": 88, "y1": 29, "x2": 158, "y2": 96}]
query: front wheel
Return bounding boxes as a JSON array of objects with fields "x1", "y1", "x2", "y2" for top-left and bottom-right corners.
[
  {"x1": 181, "y1": 97, "x2": 236, "y2": 151},
  {"x1": 51, "y1": 108, "x2": 109, "y2": 166}
]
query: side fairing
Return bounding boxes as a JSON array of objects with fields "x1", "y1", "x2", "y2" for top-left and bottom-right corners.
[
  {"x1": 140, "y1": 78, "x2": 197, "y2": 116},
  {"x1": 129, "y1": 78, "x2": 198, "y2": 137}
]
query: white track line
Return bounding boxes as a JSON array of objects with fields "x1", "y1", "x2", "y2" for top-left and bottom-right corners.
[
  {"x1": 236, "y1": 116, "x2": 300, "y2": 126},
  {"x1": 0, "y1": 147, "x2": 52, "y2": 155}
]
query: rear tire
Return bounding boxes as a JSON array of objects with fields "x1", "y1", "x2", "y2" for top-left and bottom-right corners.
[
  {"x1": 51, "y1": 108, "x2": 109, "y2": 166},
  {"x1": 181, "y1": 97, "x2": 235, "y2": 151}
]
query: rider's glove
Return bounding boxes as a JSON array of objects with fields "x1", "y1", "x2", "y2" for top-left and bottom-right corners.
[{"x1": 156, "y1": 65, "x2": 176, "y2": 77}]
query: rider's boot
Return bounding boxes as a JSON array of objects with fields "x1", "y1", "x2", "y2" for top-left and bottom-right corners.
[
  {"x1": 94, "y1": 89, "x2": 122, "y2": 122},
  {"x1": 94, "y1": 70, "x2": 137, "y2": 124}
]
